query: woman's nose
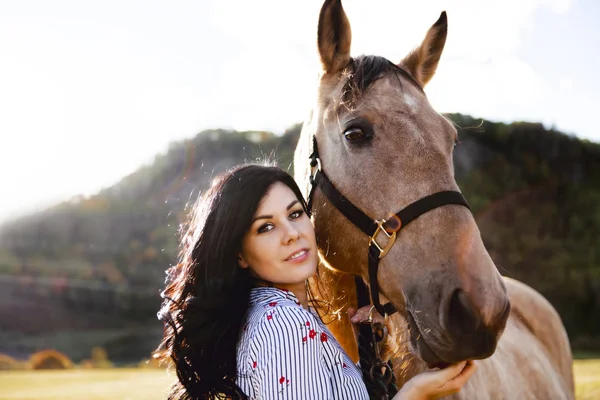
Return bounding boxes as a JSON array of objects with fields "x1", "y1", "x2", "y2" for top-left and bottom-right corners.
[{"x1": 282, "y1": 222, "x2": 300, "y2": 243}]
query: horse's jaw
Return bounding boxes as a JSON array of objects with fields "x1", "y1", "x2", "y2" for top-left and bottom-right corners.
[
  {"x1": 405, "y1": 310, "x2": 452, "y2": 369},
  {"x1": 398, "y1": 302, "x2": 507, "y2": 369}
]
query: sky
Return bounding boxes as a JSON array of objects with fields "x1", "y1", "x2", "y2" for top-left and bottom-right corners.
[{"x1": 0, "y1": 0, "x2": 598, "y2": 224}]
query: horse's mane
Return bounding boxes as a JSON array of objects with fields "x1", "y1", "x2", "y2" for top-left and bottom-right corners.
[
  {"x1": 308, "y1": 260, "x2": 410, "y2": 367},
  {"x1": 341, "y1": 55, "x2": 410, "y2": 106},
  {"x1": 308, "y1": 262, "x2": 359, "y2": 339}
]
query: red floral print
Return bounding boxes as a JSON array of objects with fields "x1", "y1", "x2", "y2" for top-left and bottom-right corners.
[{"x1": 237, "y1": 287, "x2": 370, "y2": 398}]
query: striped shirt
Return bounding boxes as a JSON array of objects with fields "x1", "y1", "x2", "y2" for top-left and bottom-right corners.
[{"x1": 236, "y1": 286, "x2": 369, "y2": 399}]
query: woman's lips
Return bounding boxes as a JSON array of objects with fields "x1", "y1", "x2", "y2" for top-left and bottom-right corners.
[{"x1": 285, "y1": 249, "x2": 309, "y2": 263}]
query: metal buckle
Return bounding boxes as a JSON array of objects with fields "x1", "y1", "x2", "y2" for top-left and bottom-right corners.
[
  {"x1": 368, "y1": 305, "x2": 389, "y2": 325},
  {"x1": 309, "y1": 157, "x2": 322, "y2": 183},
  {"x1": 369, "y1": 219, "x2": 397, "y2": 259}
]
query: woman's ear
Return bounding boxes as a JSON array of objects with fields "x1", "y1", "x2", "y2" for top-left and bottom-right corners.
[{"x1": 238, "y1": 254, "x2": 249, "y2": 269}]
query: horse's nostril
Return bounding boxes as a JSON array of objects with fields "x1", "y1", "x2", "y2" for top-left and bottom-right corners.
[{"x1": 448, "y1": 289, "x2": 482, "y2": 333}]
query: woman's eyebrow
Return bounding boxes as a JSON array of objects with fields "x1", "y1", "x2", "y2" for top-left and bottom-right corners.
[
  {"x1": 252, "y1": 200, "x2": 300, "y2": 223},
  {"x1": 286, "y1": 200, "x2": 299, "y2": 210}
]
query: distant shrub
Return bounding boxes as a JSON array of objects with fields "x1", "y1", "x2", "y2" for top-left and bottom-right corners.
[
  {"x1": 79, "y1": 359, "x2": 95, "y2": 369},
  {"x1": 0, "y1": 353, "x2": 26, "y2": 370},
  {"x1": 91, "y1": 346, "x2": 107, "y2": 362},
  {"x1": 30, "y1": 349, "x2": 73, "y2": 370},
  {"x1": 79, "y1": 347, "x2": 113, "y2": 369}
]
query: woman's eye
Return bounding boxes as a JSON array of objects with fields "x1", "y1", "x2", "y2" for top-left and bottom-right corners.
[
  {"x1": 257, "y1": 223, "x2": 273, "y2": 234},
  {"x1": 289, "y1": 210, "x2": 304, "y2": 219}
]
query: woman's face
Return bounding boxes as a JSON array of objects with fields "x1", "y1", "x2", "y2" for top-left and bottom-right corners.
[{"x1": 239, "y1": 182, "x2": 318, "y2": 286}]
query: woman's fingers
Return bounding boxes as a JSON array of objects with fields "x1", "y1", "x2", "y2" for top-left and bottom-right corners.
[
  {"x1": 439, "y1": 360, "x2": 477, "y2": 392},
  {"x1": 349, "y1": 305, "x2": 385, "y2": 324},
  {"x1": 431, "y1": 361, "x2": 469, "y2": 385},
  {"x1": 401, "y1": 361, "x2": 477, "y2": 399},
  {"x1": 348, "y1": 306, "x2": 477, "y2": 400}
]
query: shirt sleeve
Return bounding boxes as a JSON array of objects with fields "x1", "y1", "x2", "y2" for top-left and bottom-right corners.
[{"x1": 247, "y1": 306, "x2": 332, "y2": 400}]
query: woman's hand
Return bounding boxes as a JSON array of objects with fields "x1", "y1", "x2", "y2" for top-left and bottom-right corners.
[
  {"x1": 394, "y1": 361, "x2": 477, "y2": 400},
  {"x1": 348, "y1": 306, "x2": 387, "y2": 341},
  {"x1": 348, "y1": 306, "x2": 392, "y2": 364},
  {"x1": 348, "y1": 306, "x2": 387, "y2": 325},
  {"x1": 349, "y1": 307, "x2": 476, "y2": 398}
]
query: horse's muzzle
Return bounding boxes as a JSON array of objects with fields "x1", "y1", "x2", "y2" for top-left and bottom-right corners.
[{"x1": 407, "y1": 293, "x2": 511, "y2": 367}]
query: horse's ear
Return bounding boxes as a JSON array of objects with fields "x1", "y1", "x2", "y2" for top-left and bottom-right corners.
[
  {"x1": 399, "y1": 11, "x2": 448, "y2": 87},
  {"x1": 317, "y1": 0, "x2": 352, "y2": 74}
]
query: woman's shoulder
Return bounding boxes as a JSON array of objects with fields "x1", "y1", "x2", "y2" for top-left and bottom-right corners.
[
  {"x1": 241, "y1": 287, "x2": 322, "y2": 351},
  {"x1": 238, "y1": 299, "x2": 317, "y2": 370},
  {"x1": 240, "y1": 302, "x2": 325, "y2": 365},
  {"x1": 245, "y1": 297, "x2": 319, "y2": 334}
]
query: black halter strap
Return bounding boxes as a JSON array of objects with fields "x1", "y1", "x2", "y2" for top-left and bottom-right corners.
[{"x1": 308, "y1": 136, "x2": 470, "y2": 317}]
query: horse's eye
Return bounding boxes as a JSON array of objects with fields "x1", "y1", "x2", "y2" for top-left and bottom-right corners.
[{"x1": 344, "y1": 127, "x2": 367, "y2": 142}]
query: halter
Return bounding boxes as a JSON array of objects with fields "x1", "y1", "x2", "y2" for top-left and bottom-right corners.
[
  {"x1": 306, "y1": 136, "x2": 470, "y2": 398},
  {"x1": 307, "y1": 136, "x2": 470, "y2": 317}
]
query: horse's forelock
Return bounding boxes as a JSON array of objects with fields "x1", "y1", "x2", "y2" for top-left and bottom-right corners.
[{"x1": 339, "y1": 55, "x2": 408, "y2": 108}]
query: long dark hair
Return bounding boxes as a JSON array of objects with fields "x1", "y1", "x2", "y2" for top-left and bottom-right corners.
[{"x1": 154, "y1": 163, "x2": 310, "y2": 400}]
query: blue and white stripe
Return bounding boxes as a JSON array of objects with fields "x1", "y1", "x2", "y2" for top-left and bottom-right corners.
[{"x1": 236, "y1": 286, "x2": 369, "y2": 399}]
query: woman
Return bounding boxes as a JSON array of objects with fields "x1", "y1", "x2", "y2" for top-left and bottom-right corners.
[{"x1": 156, "y1": 163, "x2": 476, "y2": 399}]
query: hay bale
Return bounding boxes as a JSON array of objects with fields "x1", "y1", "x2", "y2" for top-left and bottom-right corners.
[
  {"x1": 0, "y1": 353, "x2": 26, "y2": 370},
  {"x1": 30, "y1": 349, "x2": 73, "y2": 370}
]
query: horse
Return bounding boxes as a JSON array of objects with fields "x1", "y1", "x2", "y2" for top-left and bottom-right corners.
[{"x1": 294, "y1": 0, "x2": 574, "y2": 398}]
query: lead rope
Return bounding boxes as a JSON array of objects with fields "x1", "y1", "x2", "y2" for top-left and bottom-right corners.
[{"x1": 355, "y1": 277, "x2": 399, "y2": 399}]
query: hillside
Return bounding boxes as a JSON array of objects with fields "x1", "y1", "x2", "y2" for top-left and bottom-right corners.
[{"x1": 0, "y1": 115, "x2": 598, "y2": 360}]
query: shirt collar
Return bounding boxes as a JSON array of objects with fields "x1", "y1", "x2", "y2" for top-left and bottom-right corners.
[{"x1": 249, "y1": 286, "x2": 301, "y2": 306}]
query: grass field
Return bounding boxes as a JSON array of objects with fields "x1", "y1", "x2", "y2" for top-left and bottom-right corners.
[
  {"x1": 574, "y1": 359, "x2": 600, "y2": 400},
  {"x1": 1, "y1": 360, "x2": 599, "y2": 399},
  {"x1": 0, "y1": 368, "x2": 172, "y2": 400}
]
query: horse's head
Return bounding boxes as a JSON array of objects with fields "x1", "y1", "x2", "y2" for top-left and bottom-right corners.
[{"x1": 296, "y1": 0, "x2": 510, "y2": 367}]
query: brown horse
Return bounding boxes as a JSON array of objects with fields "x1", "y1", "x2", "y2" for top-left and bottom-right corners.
[{"x1": 294, "y1": 0, "x2": 574, "y2": 398}]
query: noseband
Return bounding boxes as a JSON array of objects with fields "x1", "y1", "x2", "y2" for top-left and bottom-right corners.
[{"x1": 306, "y1": 136, "x2": 470, "y2": 317}]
